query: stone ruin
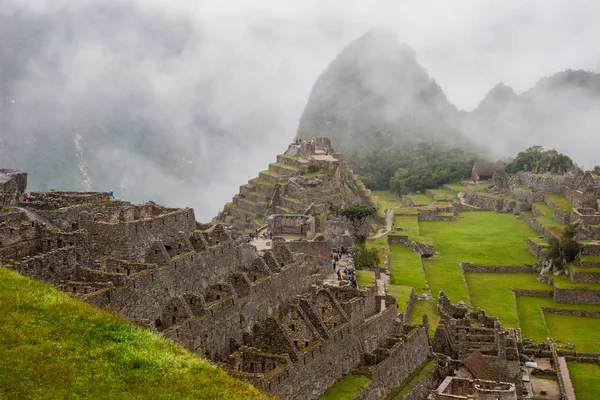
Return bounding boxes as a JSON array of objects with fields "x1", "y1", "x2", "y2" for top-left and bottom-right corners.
[
  {"x1": 425, "y1": 291, "x2": 570, "y2": 399},
  {"x1": 0, "y1": 165, "x2": 436, "y2": 399},
  {"x1": 218, "y1": 137, "x2": 372, "y2": 237}
]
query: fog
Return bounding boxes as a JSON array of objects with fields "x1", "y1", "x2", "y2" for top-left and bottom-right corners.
[{"x1": 1, "y1": 0, "x2": 599, "y2": 220}]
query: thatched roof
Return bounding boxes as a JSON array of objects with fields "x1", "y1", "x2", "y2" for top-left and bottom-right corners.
[
  {"x1": 472, "y1": 162, "x2": 501, "y2": 177},
  {"x1": 463, "y1": 350, "x2": 498, "y2": 381}
]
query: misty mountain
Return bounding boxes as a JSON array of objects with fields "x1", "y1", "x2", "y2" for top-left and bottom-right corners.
[
  {"x1": 296, "y1": 28, "x2": 464, "y2": 152},
  {"x1": 464, "y1": 70, "x2": 600, "y2": 168},
  {"x1": 297, "y1": 29, "x2": 599, "y2": 169}
]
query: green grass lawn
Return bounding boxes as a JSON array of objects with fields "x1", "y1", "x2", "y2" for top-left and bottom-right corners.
[
  {"x1": 406, "y1": 194, "x2": 433, "y2": 205},
  {"x1": 428, "y1": 189, "x2": 458, "y2": 202},
  {"x1": 568, "y1": 363, "x2": 600, "y2": 400},
  {"x1": 388, "y1": 244, "x2": 428, "y2": 294},
  {"x1": 546, "y1": 193, "x2": 573, "y2": 213},
  {"x1": 545, "y1": 313, "x2": 600, "y2": 353},
  {"x1": 465, "y1": 273, "x2": 552, "y2": 327},
  {"x1": 408, "y1": 299, "x2": 439, "y2": 337},
  {"x1": 387, "y1": 285, "x2": 413, "y2": 313},
  {"x1": 0, "y1": 268, "x2": 268, "y2": 400},
  {"x1": 516, "y1": 296, "x2": 600, "y2": 343},
  {"x1": 318, "y1": 374, "x2": 372, "y2": 400},
  {"x1": 445, "y1": 184, "x2": 467, "y2": 192},
  {"x1": 394, "y1": 215, "x2": 420, "y2": 238},
  {"x1": 357, "y1": 270, "x2": 376, "y2": 287},
  {"x1": 420, "y1": 211, "x2": 537, "y2": 308}
]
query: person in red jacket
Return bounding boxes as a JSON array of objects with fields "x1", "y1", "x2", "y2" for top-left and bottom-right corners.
[{"x1": 23, "y1": 193, "x2": 29, "y2": 203}]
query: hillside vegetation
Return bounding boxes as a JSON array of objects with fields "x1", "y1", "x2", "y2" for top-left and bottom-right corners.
[{"x1": 0, "y1": 267, "x2": 269, "y2": 400}]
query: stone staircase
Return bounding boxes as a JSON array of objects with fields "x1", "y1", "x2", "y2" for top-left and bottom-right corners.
[{"x1": 222, "y1": 154, "x2": 306, "y2": 232}]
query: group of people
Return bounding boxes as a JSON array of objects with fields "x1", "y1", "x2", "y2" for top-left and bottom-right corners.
[
  {"x1": 14, "y1": 192, "x2": 30, "y2": 203},
  {"x1": 245, "y1": 230, "x2": 272, "y2": 243},
  {"x1": 331, "y1": 246, "x2": 358, "y2": 288}
]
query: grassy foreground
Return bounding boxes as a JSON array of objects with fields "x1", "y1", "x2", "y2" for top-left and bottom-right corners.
[{"x1": 0, "y1": 267, "x2": 268, "y2": 400}]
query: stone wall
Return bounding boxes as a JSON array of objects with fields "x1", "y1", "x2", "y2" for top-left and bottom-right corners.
[
  {"x1": 354, "y1": 303, "x2": 399, "y2": 355},
  {"x1": 508, "y1": 187, "x2": 545, "y2": 204},
  {"x1": 520, "y1": 212, "x2": 558, "y2": 241},
  {"x1": 544, "y1": 195, "x2": 571, "y2": 224},
  {"x1": 569, "y1": 268, "x2": 600, "y2": 284},
  {"x1": 463, "y1": 190, "x2": 529, "y2": 213},
  {"x1": 516, "y1": 172, "x2": 566, "y2": 194},
  {"x1": 274, "y1": 239, "x2": 331, "y2": 268},
  {"x1": 542, "y1": 307, "x2": 600, "y2": 318},
  {"x1": 368, "y1": 327, "x2": 430, "y2": 397},
  {"x1": 461, "y1": 263, "x2": 537, "y2": 273},
  {"x1": 526, "y1": 239, "x2": 549, "y2": 259},
  {"x1": 553, "y1": 288, "x2": 600, "y2": 305}
]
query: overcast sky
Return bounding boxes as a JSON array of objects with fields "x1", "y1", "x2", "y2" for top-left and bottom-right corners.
[
  {"x1": 19, "y1": 0, "x2": 600, "y2": 110},
  {"x1": 3, "y1": 0, "x2": 600, "y2": 219}
]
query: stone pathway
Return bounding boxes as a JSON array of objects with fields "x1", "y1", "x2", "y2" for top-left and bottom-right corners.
[{"x1": 557, "y1": 356, "x2": 576, "y2": 400}]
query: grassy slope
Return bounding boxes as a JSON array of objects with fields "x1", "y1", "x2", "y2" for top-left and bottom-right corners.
[
  {"x1": 465, "y1": 273, "x2": 551, "y2": 327},
  {"x1": 420, "y1": 212, "x2": 537, "y2": 303},
  {"x1": 388, "y1": 244, "x2": 428, "y2": 294},
  {"x1": 318, "y1": 374, "x2": 372, "y2": 400},
  {"x1": 0, "y1": 267, "x2": 268, "y2": 400},
  {"x1": 568, "y1": 363, "x2": 600, "y2": 400}
]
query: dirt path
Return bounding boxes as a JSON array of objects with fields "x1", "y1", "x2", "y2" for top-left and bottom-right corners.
[{"x1": 370, "y1": 208, "x2": 394, "y2": 240}]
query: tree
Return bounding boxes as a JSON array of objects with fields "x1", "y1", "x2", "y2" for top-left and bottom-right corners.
[
  {"x1": 548, "y1": 223, "x2": 581, "y2": 270},
  {"x1": 504, "y1": 146, "x2": 576, "y2": 174},
  {"x1": 340, "y1": 203, "x2": 376, "y2": 244}
]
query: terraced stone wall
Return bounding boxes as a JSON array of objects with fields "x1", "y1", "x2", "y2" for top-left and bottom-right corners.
[{"x1": 553, "y1": 288, "x2": 600, "y2": 304}]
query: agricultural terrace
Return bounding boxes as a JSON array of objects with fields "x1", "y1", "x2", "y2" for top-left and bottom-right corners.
[
  {"x1": 369, "y1": 190, "x2": 600, "y2": 355},
  {"x1": 420, "y1": 212, "x2": 538, "y2": 304}
]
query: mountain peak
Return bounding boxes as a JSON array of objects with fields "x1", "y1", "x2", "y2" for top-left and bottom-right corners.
[{"x1": 476, "y1": 82, "x2": 516, "y2": 111}]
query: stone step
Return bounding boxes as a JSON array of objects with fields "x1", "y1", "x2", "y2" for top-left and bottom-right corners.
[
  {"x1": 237, "y1": 197, "x2": 268, "y2": 215},
  {"x1": 269, "y1": 162, "x2": 300, "y2": 177},
  {"x1": 250, "y1": 178, "x2": 276, "y2": 197},
  {"x1": 275, "y1": 205, "x2": 295, "y2": 214},
  {"x1": 258, "y1": 170, "x2": 280, "y2": 184},
  {"x1": 226, "y1": 204, "x2": 257, "y2": 223},
  {"x1": 280, "y1": 196, "x2": 303, "y2": 212},
  {"x1": 276, "y1": 154, "x2": 308, "y2": 169},
  {"x1": 240, "y1": 183, "x2": 255, "y2": 197},
  {"x1": 245, "y1": 191, "x2": 270, "y2": 204}
]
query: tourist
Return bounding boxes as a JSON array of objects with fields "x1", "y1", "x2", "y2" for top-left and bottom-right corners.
[
  {"x1": 23, "y1": 193, "x2": 29, "y2": 203},
  {"x1": 351, "y1": 277, "x2": 357, "y2": 289},
  {"x1": 337, "y1": 268, "x2": 342, "y2": 281},
  {"x1": 108, "y1": 190, "x2": 115, "y2": 199},
  {"x1": 269, "y1": 231, "x2": 272, "y2": 240}
]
